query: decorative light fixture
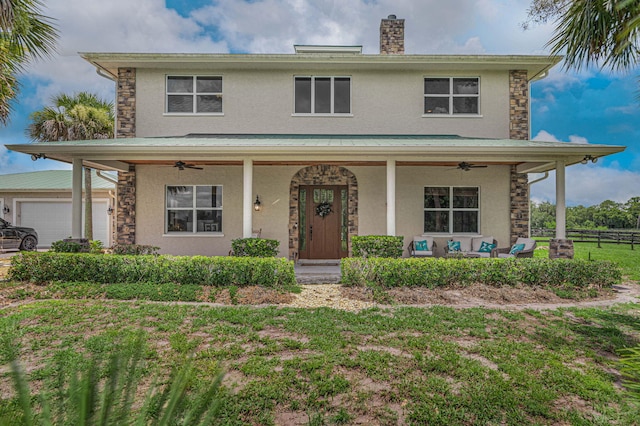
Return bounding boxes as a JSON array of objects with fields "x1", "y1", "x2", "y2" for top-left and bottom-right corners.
[
  {"x1": 30, "y1": 153, "x2": 46, "y2": 161},
  {"x1": 253, "y1": 195, "x2": 262, "y2": 211},
  {"x1": 580, "y1": 155, "x2": 597, "y2": 164},
  {"x1": 2, "y1": 205, "x2": 9, "y2": 215},
  {"x1": 107, "y1": 205, "x2": 114, "y2": 215}
]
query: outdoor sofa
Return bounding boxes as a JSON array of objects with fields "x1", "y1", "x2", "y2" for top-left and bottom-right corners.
[{"x1": 443, "y1": 236, "x2": 497, "y2": 258}]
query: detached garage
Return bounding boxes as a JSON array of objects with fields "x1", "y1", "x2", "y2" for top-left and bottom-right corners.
[{"x1": 0, "y1": 170, "x2": 115, "y2": 248}]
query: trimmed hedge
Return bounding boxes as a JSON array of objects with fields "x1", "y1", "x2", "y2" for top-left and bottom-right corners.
[
  {"x1": 111, "y1": 244, "x2": 160, "y2": 255},
  {"x1": 341, "y1": 257, "x2": 621, "y2": 288},
  {"x1": 231, "y1": 238, "x2": 279, "y2": 257},
  {"x1": 351, "y1": 235, "x2": 404, "y2": 258},
  {"x1": 9, "y1": 252, "x2": 296, "y2": 287}
]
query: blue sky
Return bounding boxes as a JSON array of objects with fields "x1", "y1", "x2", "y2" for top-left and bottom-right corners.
[{"x1": 0, "y1": 0, "x2": 638, "y2": 206}]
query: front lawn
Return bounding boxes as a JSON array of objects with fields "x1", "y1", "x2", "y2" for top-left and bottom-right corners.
[
  {"x1": 534, "y1": 240, "x2": 640, "y2": 281},
  {"x1": 1, "y1": 300, "x2": 639, "y2": 425}
]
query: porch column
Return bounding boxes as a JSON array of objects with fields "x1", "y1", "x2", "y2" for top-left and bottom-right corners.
[
  {"x1": 386, "y1": 160, "x2": 396, "y2": 236},
  {"x1": 549, "y1": 160, "x2": 574, "y2": 258},
  {"x1": 243, "y1": 159, "x2": 253, "y2": 238},
  {"x1": 555, "y1": 160, "x2": 566, "y2": 239},
  {"x1": 72, "y1": 158, "x2": 83, "y2": 239}
]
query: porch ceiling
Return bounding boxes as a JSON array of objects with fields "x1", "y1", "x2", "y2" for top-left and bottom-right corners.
[{"x1": 6, "y1": 134, "x2": 625, "y2": 173}]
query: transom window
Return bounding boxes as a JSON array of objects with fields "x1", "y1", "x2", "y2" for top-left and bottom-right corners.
[
  {"x1": 294, "y1": 76, "x2": 351, "y2": 114},
  {"x1": 166, "y1": 185, "x2": 222, "y2": 233},
  {"x1": 424, "y1": 77, "x2": 479, "y2": 115},
  {"x1": 166, "y1": 76, "x2": 222, "y2": 114},
  {"x1": 424, "y1": 186, "x2": 479, "y2": 233}
]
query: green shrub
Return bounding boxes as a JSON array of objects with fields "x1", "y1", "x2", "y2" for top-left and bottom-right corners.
[
  {"x1": 341, "y1": 257, "x2": 621, "y2": 289},
  {"x1": 111, "y1": 243, "x2": 160, "y2": 255},
  {"x1": 8, "y1": 252, "x2": 296, "y2": 287},
  {"x1": 351, "y1": 235, "x2": 404, "y2": 258},
  {"x1": 51, "y1": 240, "x2": 85, "y2": 253},
  {"x1": 620, "y1": 344, "x2": 640, "y2": 402},
  {"x1": 89, "y1": 240, "x2": 104, "y2": 254},
  {"x1": 2, "y1": 332, "x2": 223, "y2": 425},
  {"x1": 231, "y1": 238, "x2": 279, "y2": 257}
]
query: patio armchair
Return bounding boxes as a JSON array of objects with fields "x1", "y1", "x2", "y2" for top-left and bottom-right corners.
[
  {"x1": 491, "y1": 237, "x2": 537, "y2": 258},
  {"x1": 408, "y1": 236, "x2": 436, "y2": 257}
]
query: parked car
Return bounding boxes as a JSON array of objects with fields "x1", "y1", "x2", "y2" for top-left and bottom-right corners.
[{"x1": 0, "y1": 218, "x2": 38, "y2": 251}]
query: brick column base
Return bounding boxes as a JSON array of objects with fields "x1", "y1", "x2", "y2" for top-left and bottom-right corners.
[{"x1": 549, "y1": 239, "x2": 574, "y2": 259}]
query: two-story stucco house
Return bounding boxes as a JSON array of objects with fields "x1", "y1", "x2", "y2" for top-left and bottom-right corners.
[{"x1": 7, "y1": 16, "x2": 625, "y2": 259}]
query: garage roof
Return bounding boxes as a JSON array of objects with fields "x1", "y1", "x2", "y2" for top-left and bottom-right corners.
[{"x1": 0, "y1": 170, "x2": 116, "y2": 191}]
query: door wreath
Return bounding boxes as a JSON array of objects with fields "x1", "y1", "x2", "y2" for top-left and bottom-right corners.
[{"x1": 315, "y1": 201, "x2": 333, "y2": 218}]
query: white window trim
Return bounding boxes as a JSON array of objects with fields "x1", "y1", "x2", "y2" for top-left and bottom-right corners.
[
  {"x1": 423, "y1": 77, "x2": 480, "y2": 116},
  {"x1": 423, "y1": 186, "x2": 480, "y2": 235},
  {"x1": 292, "y1": 75, "x2": 352, "y2": 116},
  {"x1": 165, "y1": 75, "x2": 223, "y2": 115},
  {"x1": 165, "y1": 185, "x2": 223, "y2": 235}
]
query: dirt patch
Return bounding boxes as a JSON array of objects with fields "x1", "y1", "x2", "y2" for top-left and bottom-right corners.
[{"x1": 339, "y1": 282, "x2": 640, "y2": 311}]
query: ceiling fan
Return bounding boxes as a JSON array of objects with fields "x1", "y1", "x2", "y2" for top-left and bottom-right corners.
[
  {"x1": 174, "y1": 161, "x2": 203, "y2": 171},
  {"x1": 456, "y1": 162, "x2": 488, "y2": 171}
]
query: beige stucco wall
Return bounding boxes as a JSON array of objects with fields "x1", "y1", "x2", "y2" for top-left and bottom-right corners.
[
  {"x1": 135, "y1": 164, "x2": 511, "y2": 257},
  {"x1": 134, "y1": 68, "x2": 509, "y2": 139}
]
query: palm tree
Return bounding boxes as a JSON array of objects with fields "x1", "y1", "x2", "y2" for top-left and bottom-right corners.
[
  {"x1": 525, "y1": 0, "x2": 640, "y2": 71},
  {"x1": 0, "y1": 0, "x2": 58, "y2": 124},
  {"x1": 29, "y1": 92, "x2": 114, "y2": 240}
]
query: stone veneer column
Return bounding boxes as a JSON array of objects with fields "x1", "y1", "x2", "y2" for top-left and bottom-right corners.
[
  {"x1": 510, "y1": 166, "x2": 529, "y2": 245},
  {"x1": 380, "y1": 15, "x2": 404, "y2": 54},
  {"x1": 117, "y1": 68, "x2": 136, "y2": 138},
  {"x1": 509, "y1": 70, "x2": 530, "y2": 244},
  {"x1": 116, "y1": 164, "x2": 136, "y2": 244},
  {"x1": 116, "y1": 68, "x2": 136, "y2": 244}
]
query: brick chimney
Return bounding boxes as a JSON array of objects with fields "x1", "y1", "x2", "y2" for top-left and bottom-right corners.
[{"x1": 380, "y1": 15, "x2": 404, "y2": 54}]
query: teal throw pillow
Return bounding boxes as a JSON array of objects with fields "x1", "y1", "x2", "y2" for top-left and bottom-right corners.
[
  {"x1": 447, "y1": 240, "x2": 461, "y2": 252},
  {"x1": 414, "y1": 240, "x2": 429, "y2": 251},
  {"x1": 478, "y1": 241, "x2": 496, "y2": 253},
  {"x1": 509, "y1": 243, "x2": 526, "y2": 255}
]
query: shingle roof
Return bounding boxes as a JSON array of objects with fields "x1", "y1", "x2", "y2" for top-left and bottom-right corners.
[{"x1": 0, "y1": 170, "x2": 115, "y2": 191}]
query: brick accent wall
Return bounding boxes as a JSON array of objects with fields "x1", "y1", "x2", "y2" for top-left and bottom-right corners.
[
  {"x1": 380, "y1": 15, "x2": 404, "y2": 54},
  {"x1": 289, "y1": 165, "x2": 358, "y2": 260},
  {"x1": 116, "y1": 68, "x2": 136, "y2": 244},
  {"x1": 116, "y1": 164, "x2": 136, "y2": 244}
]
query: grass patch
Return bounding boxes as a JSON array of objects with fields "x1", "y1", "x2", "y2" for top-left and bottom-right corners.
[{"x1": 1, "y1": 300, "x2": 639, "y2": 424}]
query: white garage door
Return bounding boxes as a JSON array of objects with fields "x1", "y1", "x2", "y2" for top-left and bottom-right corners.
[{"x1": 19, "y1": 200, "x2": 110, "y2": 248}]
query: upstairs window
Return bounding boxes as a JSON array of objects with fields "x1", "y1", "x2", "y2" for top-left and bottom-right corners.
[
  {"x1": 166, "y1": 76, "x2": 222, "y2": 114},
  {"x1": 424, "y1": 186, "x2": 479, "y2": 233},
  {"x1": 424, "y1": 77, "x2": 479, "y2": 115},
  {"x1": 294, "y1": 76, "x2": 351, "y2": 114}
]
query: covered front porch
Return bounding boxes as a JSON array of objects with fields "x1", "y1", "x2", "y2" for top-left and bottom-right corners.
[{"x1": 6, "y1": 135, "x2": 625, "y2": 259}]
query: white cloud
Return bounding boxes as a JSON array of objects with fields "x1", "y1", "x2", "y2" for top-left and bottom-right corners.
[
  {"x1": 532, "y1": 130, "x2": 560, "y2": 142},
  {"x1": 568, "y1": 135, "x2": 589, "y2": 144},
  {"x1": 22, "y1": 0, "x2": 228, "y2": 107},
  {"x1": 532, "y1": 130, "x2": 589, "y2": 144},
  {"x1": 530, "y1": 166, "x2": 640, "y2": 206}
]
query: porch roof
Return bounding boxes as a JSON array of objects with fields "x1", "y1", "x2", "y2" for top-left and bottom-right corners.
[{"x1": 6, "y1": 134, "x2": 625, "y2": 173}]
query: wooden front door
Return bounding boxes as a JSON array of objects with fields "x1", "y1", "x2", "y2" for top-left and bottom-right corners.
[{"x1": 299, "y1": 185, "x2": 348, "y2": 259}]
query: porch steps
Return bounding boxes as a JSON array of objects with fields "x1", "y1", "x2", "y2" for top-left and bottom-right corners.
[{"x1": 294, "y1": 263, "x2": 341, "y2": 284}]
